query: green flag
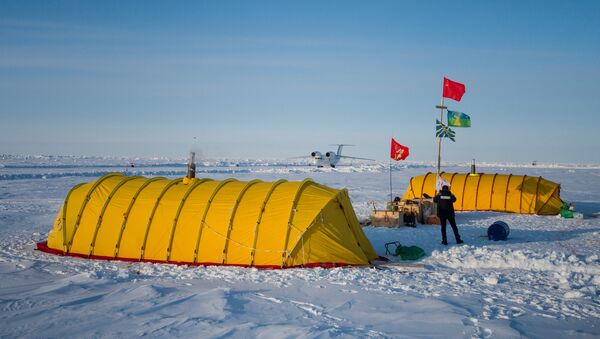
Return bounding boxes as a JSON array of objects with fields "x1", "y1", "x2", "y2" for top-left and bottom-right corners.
[{"x1": 447, "y1": 110, "x2": 471, "y2": 127}]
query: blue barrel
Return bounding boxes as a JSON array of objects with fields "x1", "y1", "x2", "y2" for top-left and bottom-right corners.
[{"x1": 488, "y1": 221, "x2": 510, "y2": 241}]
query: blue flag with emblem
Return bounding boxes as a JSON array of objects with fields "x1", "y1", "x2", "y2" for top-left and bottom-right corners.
[{"x1": 436, "y1": 119, "x2": 456, "y2": 141}]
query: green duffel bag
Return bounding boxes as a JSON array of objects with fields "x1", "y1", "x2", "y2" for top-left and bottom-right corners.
[{"x1": 395, "y1": 245, "x2": 426, "y2": 260}]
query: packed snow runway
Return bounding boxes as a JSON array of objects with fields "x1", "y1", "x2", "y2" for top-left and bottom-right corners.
[{"x1": 1, "y1": 156, "x2": 599, "y2": 338}]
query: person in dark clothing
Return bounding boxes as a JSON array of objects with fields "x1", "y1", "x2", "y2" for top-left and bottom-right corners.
[{"x1": 433, "y1": 185, "x2": 463, "y2": 245}]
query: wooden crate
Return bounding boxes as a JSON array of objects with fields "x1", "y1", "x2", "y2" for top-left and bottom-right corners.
[{"x1": 370, "y1": 210, "x2": 402, "y2": 227}]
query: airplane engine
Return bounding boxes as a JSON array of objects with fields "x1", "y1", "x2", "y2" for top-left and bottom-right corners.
[
  {"x1": 311, "y1": 151, "x2": 322, "y2": 158},
  {"x1": 325, "y1": 152, "x2": 336, "y2": 158}
]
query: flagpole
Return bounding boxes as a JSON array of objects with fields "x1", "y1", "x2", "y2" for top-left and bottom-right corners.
[
  {"x1": 436, "y1": 97, "x2": 446, "y2": 175},
  {"x1": 435, "y1": 78, "x2": 448, "y2": 197},
  {"x1": 389, "y1": 157, "x2": 393, "y2": 204}
]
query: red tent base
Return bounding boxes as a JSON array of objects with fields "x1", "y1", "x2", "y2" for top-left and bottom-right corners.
[{"x1": 35, "y1": 241, "x2": 363, "y2": 270}]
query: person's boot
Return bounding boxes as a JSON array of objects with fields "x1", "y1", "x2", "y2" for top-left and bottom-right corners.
[
  {"x1": 456, "y1": 238, "x2": 464, "y2": 244},
  {"x1": 441, "y1": 240, "x2": 448, "y2": 245}
]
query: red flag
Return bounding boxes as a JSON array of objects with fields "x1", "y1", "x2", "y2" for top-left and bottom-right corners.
[
  {"x1": 390, "y1": 138, "x2": 409, "y2": 161},
  {"x1": 442, "y1": 77, "x2": 466, "y2": 102}
]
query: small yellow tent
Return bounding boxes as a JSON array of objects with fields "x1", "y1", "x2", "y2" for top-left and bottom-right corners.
[
  {"x1": 38, "y1": 173, "x2": 377, "y2": 268},
  {"x1": 402, "y1": 172, "x2": 563, "y2": 215}
]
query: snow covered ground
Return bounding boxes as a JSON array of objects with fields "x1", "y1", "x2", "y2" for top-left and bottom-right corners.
[{"x1": 1, "y1": 156, "x2": 599, "y2": 338}]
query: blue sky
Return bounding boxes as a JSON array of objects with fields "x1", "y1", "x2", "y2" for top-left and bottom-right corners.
[{"x1": 1, "y1": 1, "x2": 599, "y2": 163}]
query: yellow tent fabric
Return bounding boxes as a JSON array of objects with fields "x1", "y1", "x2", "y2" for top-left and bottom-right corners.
[
  {"x1": 402, "y1": 172, "x2": 563, "y2": 215},
  {"x1": 39, "y1": 173, "x2": 377, "y2": 268}
]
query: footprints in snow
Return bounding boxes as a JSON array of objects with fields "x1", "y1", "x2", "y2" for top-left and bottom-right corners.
[
  {"x1": 462, "y1": 317, "x2": 493, "y2": 339},
  {"x1": 254, "y1": 292, "x2": 387, "y2": 338}
]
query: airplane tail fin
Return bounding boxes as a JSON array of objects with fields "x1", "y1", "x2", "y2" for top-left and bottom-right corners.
[{"x1": 330, "y1": 144, "x2": 354, "y2": 156}]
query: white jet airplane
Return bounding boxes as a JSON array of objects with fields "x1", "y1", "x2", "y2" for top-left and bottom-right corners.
[{"x1": 306, "y1": 144, "x2": 374, "y2": 168}]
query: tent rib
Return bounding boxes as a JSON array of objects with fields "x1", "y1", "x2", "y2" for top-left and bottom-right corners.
[
  {"x1": 89, "y1": 176, "x2": 141, "y2": 256},
  {"x1": 474, "y1": 174, "x2": 483, "y2": 209},
  {"x1": 221, "y1": 179, "x2": 262, "y2": 264},
  {"x1": 449, "y1": 173, "x2": 458, "y2": 190},
  {"x1": 281, "y1": 179, "x2": 314, "y2": 267},
  {"x1": 504, "y1": 174, "x2": 512, "y2": 210},
  {"x1": 339, "y1": 190, "x2": 364, "y2": 249},
  {"x1": 533, "y1": 176, "x2": 542, "y2": 212},
  {"x1": 460, "y1": 174, "x2": 469, "y2": 209},
  {"x1": 60, "y1": 183, "x2": 86, "y2": 252},
  {"x1": 519, "y1": 175, "x2": 527, "y2": 213},
  {"x1": 114, "y1": 177, "x2": 165, "y2": 258},
  {"x1": 420, "y1": 172, "x2": 431, "y2": 198},
  {"x1": 193, "y1": 178, "x2": 237, "y2": 263},
  {"x1": 166, "y1": 179, "x2": 212, "y2": 262},
  {"x1": 249, "y1": 179, "x2": 287, "y2": 266},
  {"x1": 67, "y1": 173, "x2": 122, "y2": 253},
  {"x1": 489, "y1": 173, "x2": 498, "y2": 210},
  {"x1": 140, "y1": 179, "x2": 183, "y2": 259},
  {"x1": 409, "y1": 177, "x2": 416, "y2": 198}
]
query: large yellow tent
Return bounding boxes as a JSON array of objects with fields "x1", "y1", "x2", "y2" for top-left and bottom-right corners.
[
  {"x1": 402, "y1": 172, "x2": 563, "y2": 215},
  {"x1": 38, "y1": 173, "x2": 378, "y2": 268}
]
